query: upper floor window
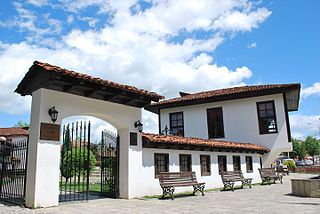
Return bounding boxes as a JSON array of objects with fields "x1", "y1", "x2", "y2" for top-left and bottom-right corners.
[
  {"x1": 207, "y1": 107, "x2": 225, "y2": 138},
  {"x1": 218, "y1": 155, "x2": 227, "y2": 174},
  {"x1": 200, "y1": 155, "x2": 211, "y2": 176},
  {"x1": 179, "y1": 154, "x2": 192, "y2": 172},
  {"x1": 256, "y1": 101, "x2": 278, "y2": 134},
  {"x1": 154, "y1": 153, "x2": 169, "y2": 178},
  {"x1": 170, "y1": 112, "x2": 184, "y2": 136}
]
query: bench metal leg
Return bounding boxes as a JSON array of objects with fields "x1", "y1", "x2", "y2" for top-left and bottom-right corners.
[
  {"x1": 261, "y1": 177, "x2": 271, "y2": 185},
  {"x1": 162, "y1": 186, "x2": 175, "y2": 199},
  {"x1": 223, "y1": 181, "x2": 235, "y2": 191},
  {"x1": 241, "y1": 180, "x2": 252, "y2": 188},
  {"x1": 193, "y1": 184, "x2": 205, "y2": 196}
]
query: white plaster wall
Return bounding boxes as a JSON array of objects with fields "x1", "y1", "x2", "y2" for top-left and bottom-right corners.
[
  {"x1": 160, "y1": 94, "x2": 291, "y2": 167},
  {"x1": 26, "y1": 88, "x2": 142, "y2": 207},
  {"x1": 139, "y1": 148, "x2": 261, "y2": 197}
]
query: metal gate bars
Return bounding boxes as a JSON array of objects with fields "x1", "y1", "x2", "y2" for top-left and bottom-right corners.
[
  {"x1": 59, "y1": 121, "x2": 91, "y2": 202},
  {"x1": 0, "y1": 139, "x2": 29, "y2": 205},
  {"x1": 100, "y1": 130, "x2": 119, "y2": 198}
]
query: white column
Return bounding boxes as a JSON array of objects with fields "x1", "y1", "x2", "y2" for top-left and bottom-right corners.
[
  {"x1": 25, "y1": 89, "x2": 61, "y2": 208},
  {"x1": 118, "y1": 128, "x2": 129, "y2": 198}
]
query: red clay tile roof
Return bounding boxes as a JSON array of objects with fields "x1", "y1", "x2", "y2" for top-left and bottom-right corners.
[
  {"x1": 34, "y1": 61, "x2": 164, "y2": 100},
  {"x1": 15, "y1": 61, "x2": 164, "y2": 102},
  {"x1": 142, "y1": 133, "x2": 270, "y2": 154},
  {"x1": 145, "y1": 83, "x2": 300, "y2": 113},
  {"x1": 0, "y1": 127, "x2": 29, "y2": 137}
]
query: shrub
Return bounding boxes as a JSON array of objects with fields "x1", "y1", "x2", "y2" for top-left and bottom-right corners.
[
  {"x1": 283, "y1": 159, "x2": 296, "y2": 169},
  {"x1": 60, "y1": 147, "x2": 96, "y2": 181}
]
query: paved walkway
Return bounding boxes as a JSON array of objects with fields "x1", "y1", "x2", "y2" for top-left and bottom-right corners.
[{"x1": 0, "y1": 173, "x2": 319, "y2": 214}]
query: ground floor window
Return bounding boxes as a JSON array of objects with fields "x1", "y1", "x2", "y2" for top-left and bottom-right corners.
[
  {"x1": 200, "y1": 155, "x2": 211, "y2": 176},
  {"x1": 218, "y1": 155, "x2": 227, "y2": 174},
  {"x1": 246, "y1": 156, "x2": 253, "y2": 173},
  {"x1": 233, "y1": 156, "x2": 241, "y2": 172},
  {"x1": 154, "y1": 153, "x2": 169, "y2": 178},
  {"x1": 179, "y1": 154, "x2": 192, "y2": 172}
]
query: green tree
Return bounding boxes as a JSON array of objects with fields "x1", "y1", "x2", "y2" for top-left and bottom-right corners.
[
  {"x1": 60, "y1": 147, "x2": 96, "y2": 181},
  {"x1": 304, "y1": 136, "x2": 320, "y2": 164},
  {"x1": 14, "y1": 120, "x2": 29, "y2": 127},
  {"x1": 60, "y1": 125, "x2": 96, "y2": 181},
  {"x1": 291, "y1": 138, "x2": 300, "y2": 158},
  {"x1": 291, "y1": 138, "x2": 306, "y2": 160}
]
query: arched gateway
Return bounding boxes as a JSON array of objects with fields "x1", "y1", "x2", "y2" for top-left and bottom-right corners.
[{"x1": 15, "y1": 61, "x2": 164, "y2": 208}]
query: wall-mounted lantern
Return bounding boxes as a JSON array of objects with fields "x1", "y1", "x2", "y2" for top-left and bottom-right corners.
[
  {"x1": 161, "y1": 125, "x2": 172, "y2": 135},
  {"x1": 134, "y1": 120, "x2": 143, "y2": 133},
  {"x1": 48, "y1": 107, "x2": 59, "y2": 123}
]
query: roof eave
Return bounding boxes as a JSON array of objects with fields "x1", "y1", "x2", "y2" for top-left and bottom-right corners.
[{"x1": 145, "y1": 84, "x2": 301, "y2": 114}]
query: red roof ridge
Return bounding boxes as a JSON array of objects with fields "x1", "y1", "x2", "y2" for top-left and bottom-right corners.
[
  {"x1": 153, "y1": 83, "x2": 300, "y2": 105},
  {"x1": 0, "y1": 127, "x2": 29, "y2": 137},
  {"x1": 142, "y1": 132, "x2": 270, "y2": 153},
  {"x1": 145, "y1": 83, "x2": 301, "y2": 113},
  {"x1": 32, "y1": 61, "x2": 165, "y2": 100}
]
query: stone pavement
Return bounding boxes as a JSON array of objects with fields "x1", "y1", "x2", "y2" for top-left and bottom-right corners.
[{"x1": 0, "y1": 173, "x2": 319, "y2": 214}]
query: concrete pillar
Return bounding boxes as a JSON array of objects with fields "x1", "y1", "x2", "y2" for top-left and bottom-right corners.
[
  {"x1": 25, "y1": 89, "x2": 61, "y2": 208},
  {"x1": 118, "y1": 128, "x2": 129, "y2": 198}
]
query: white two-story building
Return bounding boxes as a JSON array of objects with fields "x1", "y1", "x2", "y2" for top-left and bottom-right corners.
[
  {"x1": 140, "y1": 83, "x2": 300, "y2": 195},
  {"x1": 13, "y1": 61, "x2": 301, "y2": 207}
]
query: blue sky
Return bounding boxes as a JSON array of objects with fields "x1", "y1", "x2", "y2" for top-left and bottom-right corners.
[{"x1": 0, "y1": 0, "x2": 319, "y2": 139}]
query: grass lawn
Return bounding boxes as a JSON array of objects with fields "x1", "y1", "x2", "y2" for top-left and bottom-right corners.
[{"x1": 60, "y1": 182, "x2": 101, "y2": 193}]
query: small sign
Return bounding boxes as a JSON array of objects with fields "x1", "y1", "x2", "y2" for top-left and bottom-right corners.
[
  {"x1": 130, "y1": 132, "x2": 138, "y2": 146},
  {"x1": 40, "y1": 123, "x2": 61, "y2": 141}
]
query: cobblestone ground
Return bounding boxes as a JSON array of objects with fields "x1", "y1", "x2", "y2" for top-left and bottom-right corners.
[{"x1": 0, "y1": 173, "x2": 319, "y2": 214}]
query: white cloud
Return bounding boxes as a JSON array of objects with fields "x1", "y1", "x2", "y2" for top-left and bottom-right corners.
[
  {"x1": 0, "y1": 0, "x2": 272, "y2": 132},
  {"x1": 290, "y1": 114, "x2": 320, "y2": 139},
  {"x1": 62, "y1": 115, "x2": 117, "y2": 143},
  {"x1": 0, "y1": 3, "x2": 62, "y2": 40},
  {"x1": 301, "y1": 82, "x2": 320, "y2": 98},
  {"x1": 213, "y1": 7, "x2": 272, "y2": 32},
  {"x1": 26, "y1": 0, "x2": 48, "y2": 7},
  {"x1": 78, "y1": 16, "x2": 99, "y2": 28},
  {"x1": 67, "y1": 15, "x2": 74, "y2": 24},
  {"x1": 60, "y1": 0, "x2": 113, "y2": 14},
  {"x1": 247, "y1": 42, "x2": 257, "y2": 48}
]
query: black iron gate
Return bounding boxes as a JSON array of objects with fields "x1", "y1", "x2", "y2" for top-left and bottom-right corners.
[
  {"x1": 0, "y1": 138, "x2": 28, "y2": 205},
  {"x1": 99, "y1": 130, "x2": 119, "y2": 198},
  {"x1": 59, "y1": 121, "x2": 91, "y2": 202}
]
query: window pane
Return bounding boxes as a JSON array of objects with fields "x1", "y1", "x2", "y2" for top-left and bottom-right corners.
[
  {"x1": 259, "y1": 110, "x2": 267, "y2": 118},
  {"x1": 257, "y1": 101, "x2": 277, "y2": 134},
  {"x1": 218, "y1": 155, "x2": 227, "y2": 174},
  {"x1": 155, "y1": 153, "x2": 169, "y2": 177},
  {"x1": 245, "y1": 156, "x2": 253, "y2": 173},
  {"x1": 266, "y1": 103, "x2": 273, "y2": 109},
  {"x1": 200, "y1": 155, "x2": 211, "y2": 176},
  {"x1": 180, "y1": 154, "x2": 192, "y2": 172},
  {"x1": 170, "y1": 112, "x2": 184, "y2": 137},
  {"x1": 233, "y1": 156, "x2": 241, "y2": 172},
  {"x1": 207, "y1": 107, "x2": 225, "y2": 138},
  {"x1": 171, "y1": 114, "x2": 177, "y2": 120},
  {"x1": 258, "y1": 103, "x2": 266, "y2": 110},
  {"x1": 266, "y1": 109, "x2": 274, "y2": 117},
  {"x1": 171, "y1": 120, "x2": 177, "y2": 127}
]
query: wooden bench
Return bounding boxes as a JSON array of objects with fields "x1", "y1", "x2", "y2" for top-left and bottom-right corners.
[
  {"x1": 220, "y1": 171, "x2": 253, "y2": 191},
  {"x1": 259, "y1": 168, "x2": 283, "y2": 185},
  {"x1": 159, "y1": 172, "x2": 205, "y2": 199}
]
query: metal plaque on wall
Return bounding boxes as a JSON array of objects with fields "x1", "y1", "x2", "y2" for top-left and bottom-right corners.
[{"x1": 40, "y1": 123, "x2": 61, "y2": 141}]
